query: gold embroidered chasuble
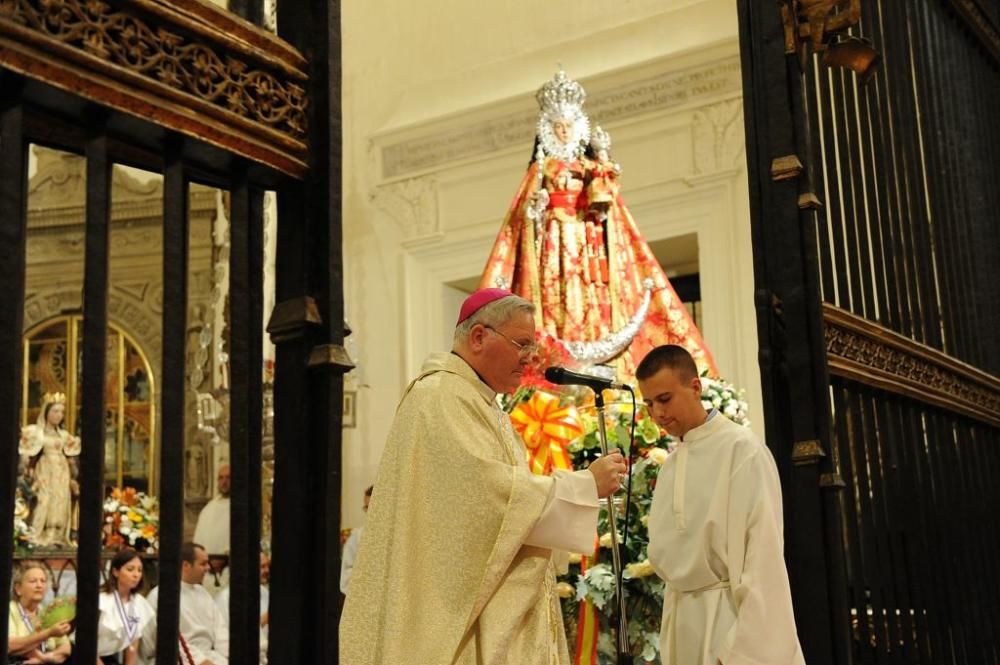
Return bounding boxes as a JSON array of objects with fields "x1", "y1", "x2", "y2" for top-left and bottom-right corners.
[{"x1": 340, "y1": 352, "x2": 598, "y2": 665}]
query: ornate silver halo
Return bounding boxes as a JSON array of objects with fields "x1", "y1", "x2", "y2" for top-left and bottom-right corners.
[
  {"x1": 557, "y1": 279, "x2": 655, "y2": 365},
  {"x1": 535, "y1": 70, "x2": 591, "y2": 162}
]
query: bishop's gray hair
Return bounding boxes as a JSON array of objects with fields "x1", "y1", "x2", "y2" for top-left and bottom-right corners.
[{"x1": 453, "y1": 295, "x2": 535, "y2": 346}]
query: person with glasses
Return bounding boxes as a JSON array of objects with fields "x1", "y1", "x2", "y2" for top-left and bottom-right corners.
[{"x1": 340, "y1": 288, "x2": 627, "y2": 665}]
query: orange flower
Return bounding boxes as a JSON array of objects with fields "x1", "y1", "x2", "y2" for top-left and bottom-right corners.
[{"x1": 121, "y1": 488, "x2": 138, "y2": 507}]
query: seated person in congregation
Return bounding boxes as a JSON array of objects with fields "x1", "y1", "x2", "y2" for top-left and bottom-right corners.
[
  {"x1": 213, "y1": 551, "x2": 270, "y2": 665},
  {"x1": 97, "y1": 548, "x2": 155, "y2": 665},
  {"x1": 7, "y1": 562, "x2": 72, "y2": 664},
  {"x1": 145, "y1": 542, "x2": 230, "y2": 665}
]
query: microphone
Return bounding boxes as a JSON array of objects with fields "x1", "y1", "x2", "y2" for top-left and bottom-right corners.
[{"x1": 544, "y1": 366, "x2": 631, "y2": 392}]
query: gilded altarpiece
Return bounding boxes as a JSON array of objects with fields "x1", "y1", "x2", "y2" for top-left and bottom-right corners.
[{"x1": 21, "y1": 146, "x2": 220, "y2": 543}]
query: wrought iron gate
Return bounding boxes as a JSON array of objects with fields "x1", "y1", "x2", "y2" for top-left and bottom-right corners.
[
  {"x1": 738, "y1": 1, "x2": 1000, "y2": 663},
  {"x1": 0, "y1": 0, "x2": 348, "y2": 661}
]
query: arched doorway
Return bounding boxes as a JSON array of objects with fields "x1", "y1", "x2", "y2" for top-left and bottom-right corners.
[{"x1": 22, "y1": 315, "x2": 157, "y2": 494}]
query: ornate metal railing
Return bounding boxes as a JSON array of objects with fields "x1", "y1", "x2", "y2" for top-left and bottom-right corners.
[
  {"x1": 1, "y1": 0, "x2": 346, "y2": 662},
  {"x1": 0, "y1": 0, "x2": 309, "y2": 177},
  {"x1": 740, "y1": 0, "x2": 1000, "y2": 663}
]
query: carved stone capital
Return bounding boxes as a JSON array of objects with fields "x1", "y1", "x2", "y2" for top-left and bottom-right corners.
[
  {"x1": 371, "y1": 177, "x2": 439, "y2": 240},
  {"x1": 692, "y1": 98, "x2": 744, "y2": 175}
]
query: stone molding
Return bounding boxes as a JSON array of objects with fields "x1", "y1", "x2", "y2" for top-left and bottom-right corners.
[{"x1": 376, "y1": 55, "x2": 742, "y2": 180}]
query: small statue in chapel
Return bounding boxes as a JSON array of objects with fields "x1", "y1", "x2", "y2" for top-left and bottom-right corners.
[
  {"x1": 585, "y1": 125, "x2": 622, "y2": 219},
  {"x1": 19, "y1": 393, "x2": 82, "y2": 548}
]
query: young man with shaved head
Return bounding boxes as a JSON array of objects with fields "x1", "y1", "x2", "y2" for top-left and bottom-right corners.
[{"x1": 637, "y1": 345, "x2": 804, "y2": 665}]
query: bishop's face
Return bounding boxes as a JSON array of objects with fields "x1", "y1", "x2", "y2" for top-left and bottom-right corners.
[
  {"x1": 551, "y1": 118, "x2": 574, "y2": 145},
  {"x1": 477, "y1": 310, "x2": 536, "y2": 395}
]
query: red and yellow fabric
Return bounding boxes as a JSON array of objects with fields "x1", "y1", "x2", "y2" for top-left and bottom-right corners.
[
  {"x1": 478, "y1": 155, "x2": 718, "y2": 381},
  {"x1": 509, "y1": 390, "x2": 582, "y2": 475},
  {"x1": 574, "y1": 544, "x2": 601, "y2": 665}
]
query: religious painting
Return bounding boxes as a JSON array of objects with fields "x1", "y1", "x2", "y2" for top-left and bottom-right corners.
[{"x1": 343, "y1": 389, "x2": 357, "y2": 429}]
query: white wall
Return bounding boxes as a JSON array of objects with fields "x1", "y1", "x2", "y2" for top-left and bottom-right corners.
[{"x1": 339, "y1": 0, "x2": 762, "y2": 530}]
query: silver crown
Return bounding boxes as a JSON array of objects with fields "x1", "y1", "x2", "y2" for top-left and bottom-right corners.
[
  {"x1": 590, "y1": 125, "x2": 611, "y2": 152},
  {"x1": 536, "y1": 70, "x2": 587, "y2": 117}
]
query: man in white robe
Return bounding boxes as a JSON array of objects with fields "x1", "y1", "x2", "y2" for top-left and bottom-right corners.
[
  {"x1": 339, "y1": 289, "x2": 627, "y2": 665},
  {"x1": 637, "y1": 345, "x2": 805, "y2": 665},
  {"x1": 339, "y1": 485, "x2": 371, "y2": 594},
  {"x1": 214, "y1": 552, "x2": 269, "y2": 664},
  {"x1": 145, "y1": 542, "x2": 230, "y2": 665},
  {"x1": 194, "y1": 465, "x2": 231, "y2": 594}
]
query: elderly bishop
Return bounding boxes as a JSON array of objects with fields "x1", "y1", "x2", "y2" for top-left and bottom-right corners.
[{"x1": 339, "y1": 289, "x2": 626, "y2": 665}]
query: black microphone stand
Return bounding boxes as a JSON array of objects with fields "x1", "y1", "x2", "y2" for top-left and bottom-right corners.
[{"x1": 593, "y1": 390, "x2": 630, "y2": 663}]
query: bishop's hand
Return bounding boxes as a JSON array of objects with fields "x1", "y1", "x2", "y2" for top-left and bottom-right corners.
[{"x1": 587, "y1": 450, "x2": 627, "y2": 499}]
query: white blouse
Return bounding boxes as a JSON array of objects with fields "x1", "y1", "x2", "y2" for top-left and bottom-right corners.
[{"x1": 97, "y1": 591, "x2": 155, "y2": 657}]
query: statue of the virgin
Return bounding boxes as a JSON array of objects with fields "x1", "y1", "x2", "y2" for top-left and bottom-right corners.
[
  {"x1": 478, "y1": 70, "x2": 717, "y2": 379},
  {"x1": 19, "y1": 393, "x2": 81, "y2": 548}
]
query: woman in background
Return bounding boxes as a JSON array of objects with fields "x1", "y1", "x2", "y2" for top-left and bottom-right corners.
[
  {"x1": 97, "y1": 549, "x2": 154, "y2": 665},
  {"x1": 7, "y1": 562, "x2": 72, "y2": 664}
]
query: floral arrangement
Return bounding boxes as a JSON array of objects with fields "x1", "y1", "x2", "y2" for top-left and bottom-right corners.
[
  {"x1": 103, "y1": 487, "x2": 159, "y2": 552},
  {"x1": 506, "y1": 373, "x2": 750, "y2": 665},
  {"x1": 699, "y1": 376, "x2": 750, "y2": 425},
  {"x1": 13, "y1": 515, "x2": 34, "y2": 556}
]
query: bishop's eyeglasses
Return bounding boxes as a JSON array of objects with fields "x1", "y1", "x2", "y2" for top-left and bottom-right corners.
[{"x1": 483, "y1": 326, "x2": 538, "y2": 358}]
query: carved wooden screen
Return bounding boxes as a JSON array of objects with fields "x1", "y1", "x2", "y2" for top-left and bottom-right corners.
[
  {"x1": 738, "y1": 1, "x2": 1000, "y2": 663},
  {"x1": 0, "y1": 0, "x2": 348, "y2": 663}
]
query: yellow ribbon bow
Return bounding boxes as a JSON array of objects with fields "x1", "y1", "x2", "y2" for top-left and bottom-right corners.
[{"x1": 509, "y1": 390, "x2": 583, "y2": 475}]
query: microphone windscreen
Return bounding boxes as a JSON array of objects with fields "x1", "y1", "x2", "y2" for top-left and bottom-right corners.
[{"x1": 544, "y1": 366, "x2": 563, "y2": 383}]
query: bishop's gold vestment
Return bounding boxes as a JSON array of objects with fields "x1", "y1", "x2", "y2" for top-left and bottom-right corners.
[{"x1": 339, "y1": 352, "x2": 599, "y2": 665}]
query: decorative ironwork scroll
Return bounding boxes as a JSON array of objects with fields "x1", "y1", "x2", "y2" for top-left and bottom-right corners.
[
  {"x1": 824, "y1": 303, "x2": 1000, "y2": 428},
  {"x1": 0, "y1": 0, "x2": 309, "y2": 177}
]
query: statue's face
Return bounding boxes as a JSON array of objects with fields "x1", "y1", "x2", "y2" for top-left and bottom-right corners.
[
  {"x1": 46, "y1": 402, "x2": 65, "y2": 427},
  {"x1": 551, "y1": 118, "x2": 574, "y2": 145}
]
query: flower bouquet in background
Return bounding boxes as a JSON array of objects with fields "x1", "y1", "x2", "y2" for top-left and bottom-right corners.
[
  {"x1": 13, "y1": 485, "x2": 35, "y2": 555},
  {"x1": 13, "y1": 515, "x2": 34, "y2": 556},
  {"x1": 699, "y1": 374, "x2": 750, "y2": 426},
  {"x1": 40, "y1": 596, "x2": 76, "y2": 630},
  {"x1": 103, "y1": 487, "x2": 159, "y2": 552}
]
